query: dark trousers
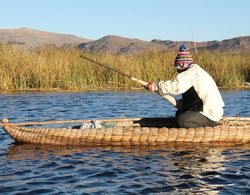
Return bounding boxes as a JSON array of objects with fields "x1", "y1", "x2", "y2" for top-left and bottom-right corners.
[{"x1": 176, "y1": 111, "x2": 218, "y2": 128}]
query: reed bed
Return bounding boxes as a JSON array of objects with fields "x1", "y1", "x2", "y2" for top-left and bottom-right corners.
[{"x1": 0, "y1": 44, "x2": 249, "y2": 90}]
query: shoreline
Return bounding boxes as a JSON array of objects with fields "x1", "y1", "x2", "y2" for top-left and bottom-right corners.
[{"x1": 0, "y1": 85, "x2": 250, "y2": 94}]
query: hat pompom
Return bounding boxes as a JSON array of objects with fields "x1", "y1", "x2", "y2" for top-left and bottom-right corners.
[
  {"x1": 174, "y1": 45, "x2": 193, "y2": 70},
  {"x1": 179, "y1": 45, "x2": 188, "y2": 52}
]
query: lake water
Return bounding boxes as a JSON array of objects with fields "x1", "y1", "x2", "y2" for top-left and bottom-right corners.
[{"x1": 0, "y1": 90, "x2": 249, "y2": 194}]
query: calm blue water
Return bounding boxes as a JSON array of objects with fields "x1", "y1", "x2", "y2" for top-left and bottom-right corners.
[{"x1": 0, "y1": 90, "x2": 249, "y2": 194}]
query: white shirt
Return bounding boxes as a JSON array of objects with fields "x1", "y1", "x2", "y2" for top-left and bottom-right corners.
[{"x1": 157, "y1": 64, "x2": 224, "y2": 121}]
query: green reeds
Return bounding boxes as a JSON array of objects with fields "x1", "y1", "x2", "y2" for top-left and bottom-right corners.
[{"x1": 0, "y1": 44, "x2": 249, "y2": 90}]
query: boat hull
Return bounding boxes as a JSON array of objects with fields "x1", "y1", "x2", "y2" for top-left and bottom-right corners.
[{"x1": 2, "y1": 117, "x2": 250, "y2": 146}]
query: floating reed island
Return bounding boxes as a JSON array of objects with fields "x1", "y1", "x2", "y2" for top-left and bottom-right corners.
[{"x1": 1, "y1": 117, "x2": 250, "y2": 146}]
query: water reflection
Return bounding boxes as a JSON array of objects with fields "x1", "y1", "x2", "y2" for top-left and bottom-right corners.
[
  {"x1": 6, "y1": 142, "x2": 247, "y2": 161},
  {"x1": 3, "y1": 143, "x2": 250, "y2": 194}
]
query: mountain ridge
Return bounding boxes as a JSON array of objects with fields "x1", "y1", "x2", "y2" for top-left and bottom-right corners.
[
  {"x1": 0, "y1": 27, "x2": 250, "y2": 54},
  {"x1": 0, "y1": 27, "x2": 91, "y2": 48},
  {"x1": 78, "y1": 35, "x2": 167, "y2": 55}
]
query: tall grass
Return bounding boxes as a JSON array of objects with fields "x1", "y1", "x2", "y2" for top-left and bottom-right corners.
[{"x1": 0, "y1": 44, "x2": 249, "y2": 90}]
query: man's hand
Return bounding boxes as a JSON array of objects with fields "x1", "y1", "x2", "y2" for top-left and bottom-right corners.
[{"x1": 144, "y1": 82, "x2": 158, "y2": 92}]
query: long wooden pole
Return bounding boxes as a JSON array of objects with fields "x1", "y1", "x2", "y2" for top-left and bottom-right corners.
[
  {"x1": 80, "y1": 55, "x2": 178, "y2": 107},
  {"x1": 0, "y1": 117, "x2": 142, "y2": 126}
]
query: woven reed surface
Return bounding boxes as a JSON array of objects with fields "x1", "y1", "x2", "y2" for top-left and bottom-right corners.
[{"x1": 3, "y1": 124, "x2": 250, "y2": 145}]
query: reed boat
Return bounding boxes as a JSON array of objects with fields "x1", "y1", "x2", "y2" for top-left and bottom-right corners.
[{"x1": 1, "y1": 117, "x2": 250, "y2": 146}]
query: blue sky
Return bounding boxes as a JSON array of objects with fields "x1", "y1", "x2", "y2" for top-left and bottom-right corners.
[{"x1": 0, "y1": 0, "x2": 249, "y2": 41}]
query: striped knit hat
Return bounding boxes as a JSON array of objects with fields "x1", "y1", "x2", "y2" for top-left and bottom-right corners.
[{"x1": 174, "y1": 45, "x2": 194, "y2": 70}]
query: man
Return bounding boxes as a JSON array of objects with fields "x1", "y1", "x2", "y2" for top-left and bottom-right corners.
[{"x1": 144, "y1": 45, "x2": 224, "y2": 128}]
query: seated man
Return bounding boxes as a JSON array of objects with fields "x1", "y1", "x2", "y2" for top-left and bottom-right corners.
[{"x1": 145, "y1": 45, "x2": 224, "y2": 128}]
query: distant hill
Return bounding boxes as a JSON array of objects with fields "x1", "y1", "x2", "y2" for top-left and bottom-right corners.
[
  {"x1": 151, "y1": 39, "x2": 219, "y2": 50},
  {"x1": 151, "y1": 37, "x2": 250, "y2": 53},
  {"x1": 78, "y1": 35, "x2": 166, "y2": 55},
  {"x1": 0, "y1": 27, "x2": 91, "y2": 48},
  {"x1": 201, "y1": 36, "x2": 250, "y2": 52},
  {"x1": 79, "y1": 35, "x2": 250, "y2": 55},
  {"x1": 0, "y1": 27, "x2": 250, "y2": 54}
]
